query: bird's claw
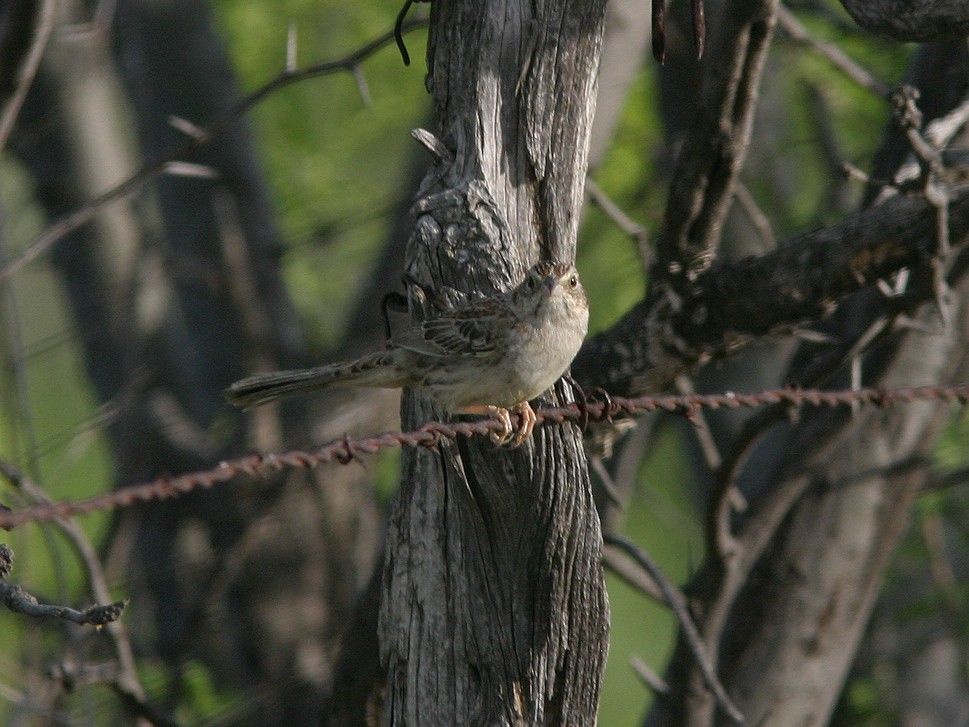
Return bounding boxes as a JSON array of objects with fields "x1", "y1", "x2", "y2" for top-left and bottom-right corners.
[
  {"x1": 487, "y1": 405, "x2": 514, "y2": 445},
  {"x1": 487, "y1": 402, "x2": 536, "y2": 447}
]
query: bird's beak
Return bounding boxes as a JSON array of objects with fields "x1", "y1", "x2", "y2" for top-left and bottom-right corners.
[{"x1": 544, "y1": 276, "x2": 557, "y2": 294}]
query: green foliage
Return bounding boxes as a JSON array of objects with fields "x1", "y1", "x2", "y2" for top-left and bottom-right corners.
[
  {"x1": 214, "y1": 0, "x2": 430, "y2": 350},
  {"x1": 581, "y1": 70, "x2": 658, "y2": 332},
  {"x1": 936, "y1": 406, "x2": 969, "y2": 473},
  {"x1": 835, "y1": 677, "x2": 896, "y2": 727},
  {"x1": 600, "y1": 423, "x2": 703, "y2": 725},
  {"x1": 1, "y1": 0, "x2": 967, "y2": 724},
  {"x1": 138, "y1": 657, "x2": 244, "y2": 724}
]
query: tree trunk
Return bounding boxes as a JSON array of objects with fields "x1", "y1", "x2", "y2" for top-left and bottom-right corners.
[
  {"x1": 10, "y1": 1, "x2": 380, "y2": 723},
  {"x1": 645, "y1": 37, "x2": 969, "y2": 727},
  {"x1": 378, "y1": 1, "x2": 611, "y2": 724}
]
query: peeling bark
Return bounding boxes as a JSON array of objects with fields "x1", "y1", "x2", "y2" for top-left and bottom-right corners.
[{"x1": 379, "y1": 1, "x2": 611, "y2": 724}]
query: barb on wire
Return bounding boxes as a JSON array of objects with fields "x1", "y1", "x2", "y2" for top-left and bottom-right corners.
[
  {"x1": 0, "y1": 383, "x2": 966, "y2": 530},
  {"x1": 0, "y1": 17, "x2": 429, "y2": 282}
]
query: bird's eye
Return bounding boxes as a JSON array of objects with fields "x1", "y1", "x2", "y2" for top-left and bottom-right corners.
[
  {"x1": 527, "y1": 275, "x2": 538, "y2": 290},
  {"x1": 569, "y1": 275, "x2": 578, "y2": 288}
]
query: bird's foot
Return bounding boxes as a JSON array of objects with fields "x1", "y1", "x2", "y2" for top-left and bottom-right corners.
[
  {"x1": 509, "y1": 401, "x2": 536, "y2": 446},
  {"x1": 482, "y1": 405, "x2": 514, "y2": 446},
  {"x1": 458, "y1": 403, "x2": 536, "y2": 446},
  {"x1": 484, "y1": 402, "x2": 536, "y2": 446}
]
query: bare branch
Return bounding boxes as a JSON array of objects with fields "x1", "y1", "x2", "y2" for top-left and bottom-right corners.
[
  {"x1": 732, "y1": 181, "x2": 775, "y2": 251},
  {"x1": 604, "y1": 533, "x2": 745, "y2": 725},
  {"x1": 0, "y1": 542, "x2": 125, "y2": 625},
  {"x1": 924, "y1": 93, "x2": 969, "y2": 148},
  {"x1": 0, "y1": 17, "x2": 428, "y2": 282},
  {"x1": 574, "y1": 185, "x2": 969, "y2": 397},
  {"x1": 585, "y1": 177, "x2": 652, "y2": 267},
  {"x1": 630, "y1": 655, "x2": 670, "y2": 696},
  {"x1": 0, "y1": 460, "x2": 149, "y2": 710},
  {"x1": 656, "y1": 0, "x2": 778, "y2": 285},
  {"x1": 0, "y1": 0, "x2": 56, "y2": 152},
  {"x1": 776, "y1": 5, "x2": 889, "y2": 97},
  {"x1": 1, "y1": 581, "x2": 126, "y2": 625}
]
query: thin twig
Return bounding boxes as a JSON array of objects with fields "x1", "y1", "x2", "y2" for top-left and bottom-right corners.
[
  {"x1": 890, "y1": 85, "x2": 956, "y2": 327},
  {"x1": 776, "y1": 5, "x2": 889, "y2": 97},
  {"x1": 604, "y1": 532, "x2": 745, "y2": 725},
  {"x1": 589, "y1": 455, "x2": 624, "y2": 509},
  {"x1": 630, "y1": 655, "x2": 670, "y2": 695},
  {"x1": 732, "y1": 181, "x2": 775, "y2": 252},
  {"x1": 0, "y1": 541, "x2": 123, "y2": 626},
  {"x1": 585, "y1": 177, "x2": 652, "y2": 266},
  {"x1": 676, "y1": 375, "x2": 722, "y2": 470},
  {"x1": 924, "y1": 94, "x2": 969, "y2": 149},
  {"x1": 0, "y1": 461, "x2": 149, "y2": 707},
  {"x1": 0, "y1": 581, "x2": 126, "y2": 625},
  {"x1": 886, "y1": 91, "x2": 969, "y2": 191},
  {"x1": 0, "y1": 0, "x2": 57, "y2": 153},
  {"x1": 395, "y1": 0, "x2": 418, "y2": 66},
  {"x1": 602, "y1": 543, "x2": 664, "y2": 602},
  {"x1": 0, "y1": 17, "x2": 429, "y2": 282}
]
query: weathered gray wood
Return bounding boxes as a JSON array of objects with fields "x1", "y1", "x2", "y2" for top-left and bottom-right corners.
[{"x1": 379, "y1": 1, "x2": 610, "y2": 724}]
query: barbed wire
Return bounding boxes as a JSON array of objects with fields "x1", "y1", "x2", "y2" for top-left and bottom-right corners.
[{"x1": 1, "y1": 383, "x2": 966, "y2": 530}]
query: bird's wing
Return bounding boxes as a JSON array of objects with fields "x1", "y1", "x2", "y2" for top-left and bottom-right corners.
[{"x1": 393, "y1": 300, "x2": 508, "y2": 357}]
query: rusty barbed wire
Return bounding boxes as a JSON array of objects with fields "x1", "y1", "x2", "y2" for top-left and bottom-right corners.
[{"x1": 1, "y1": 383, "x2": 966, "y2": 530}]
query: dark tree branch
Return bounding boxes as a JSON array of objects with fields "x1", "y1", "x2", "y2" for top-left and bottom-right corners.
[
  {"x1": 839, "y1": 0, "x2": 969, "y2": 41},
  {"x1": 574, "y1": 184, "x2": 969, "y2": 397},
  {"x1": 656, "y1": 0, "x2": 778, "y2": 286},
  {"x1": 0, "y1": 541, "x2": 124, "y2": 626},
  {"x1": 1, "y1": 581, "x2": 126, "y2": 625},
  {"x1": 646, "y1": 40, "x2": 969, "y2": 727},
  {"x1": 0, "y1": 459, "x2": 148, "y2": 710}
]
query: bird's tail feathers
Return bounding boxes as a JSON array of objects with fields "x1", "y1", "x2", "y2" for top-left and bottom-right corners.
[{"x1": 225, "y1": 352, "x2": 400, "y2": 408}]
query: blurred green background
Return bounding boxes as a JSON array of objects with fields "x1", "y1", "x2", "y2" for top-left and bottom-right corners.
[{"x1": 2, "y1": 1, "x2": 966, "y2": 725}]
